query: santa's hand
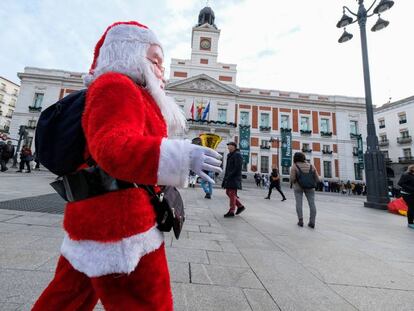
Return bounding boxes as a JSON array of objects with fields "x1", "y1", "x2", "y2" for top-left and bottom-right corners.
[{"x1": 189, "y1": 145, "x2": 222, "y2": 184}]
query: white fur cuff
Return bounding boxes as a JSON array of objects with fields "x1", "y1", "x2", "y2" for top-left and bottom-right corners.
[
  {"x1": 61, "y1": 226, "x2": 164, "y2": 277},
  {"x1": 157, "y1": 138, "x2": 191, "y2": 187}
]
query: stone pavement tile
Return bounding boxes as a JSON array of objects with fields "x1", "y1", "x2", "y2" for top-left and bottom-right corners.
[
  {"x1": 169, "y1": 261, "x2": 190, "y2": 283},
  {"x1": 171, "y1": 237, "x2": 222, "y2": 251},
  {"x1": 243, "y1": 288, "x2": 280, "y2": 311},
  {"x1": 207, "y1": 251, "x2": 249, "y2": 268},
  {"x1": 330, "y1": 285, "x2": 414, "y2": 311},
  {"x1": 0, "y1": 214, "x2": 21, "y2": 222},
  {"x1": 389, "y1": 261, "x2": 414, "y2": 277},
  {"x1": 0, "y1": 269, "x2": 53, "y2": 305},
  {"x1": 0, "y1": 232, "x2": 44, "y2": 249},
  {"x1": 1, "y1": 223, "x2": 64, "y2": 238},
  {"x1": 218, "y1": 241, "x2": 240, "y2": 253},
  {"x1": 0, "y1": 248, "x2": 55, "y2": 270},
  {"x1": 190, "y1": 263, "x2": 263, "y2": 289},
  {"x1": 182, "y1": 224, "x2": 200, "y2": 232},
  {"x1": 271, "y1": 239, "x2": 414, "y2": 291},
  {"x1": 184, "y1": 219, "x2": 211, "y2": 226},
  {"x1": 35, "y1": 255, "x2": 59, "y2": 272},
  {"x1": 240, "y1": 248, "x2": 356, "y2": 311},
  {"x1": 5, "y1": 215, "x2": 61, "y2": 227},
  {"x1": 188, "y1": 231, "x2": 230, "y2": 242},
  {"x1": 23, "y1": 236, "x2": 62, "y2": 253},
  {"x1": 199, "y1": 225, "x2": 225, "y2": 234},
  {"x1": 0, "y1": 302, "x2": 23, "y2": 311},
  {"x1": 172, "y1": 283, "x2": 252, "y2": 311},
  {"x1": 166, "y1": 248, "x2": 209, "y2": 264}
]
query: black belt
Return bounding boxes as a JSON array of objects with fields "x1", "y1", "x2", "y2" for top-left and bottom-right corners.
[{"x1": 51, "y1": 166, "x2": 137, "y2": 202}]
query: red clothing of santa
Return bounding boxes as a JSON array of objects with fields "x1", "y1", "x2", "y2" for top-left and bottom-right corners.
[{"x1": 32, "y1": 21, "x2": 191, "y2": 311}]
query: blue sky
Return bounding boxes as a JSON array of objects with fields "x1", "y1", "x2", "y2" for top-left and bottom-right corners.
[{"x1": 1, "y1": 0, "x2": 412, "y2": 106}]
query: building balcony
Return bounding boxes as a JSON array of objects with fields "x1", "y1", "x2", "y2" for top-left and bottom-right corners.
[
  {"x1": 260, "y1": 145, "x2": 271, "y2": 150},
  {"x1": 5, "y1": 114, "x2": 12, "y2": 118},
  {"x1": 398, "y1": 157, "x2": 414, "y2": 164},
  {"x1": 378, "y1": 139, "x2": 389, "y2": 147},
  {"x1": 320, "y1": 131, "x2": 333, "y2": 137},
  {"x1": 28, "y1": 106, "x2": 42, "y2": 112},
  {"x1": 399, "y1": 119, "x2": 407, "y2": 125},
  {"x1": 300, "y1": 129, "x2": 312, "y2": 135},
  {"x1": 322, "y1": 150, "x2": 333, "y2": 155},
  {"x1": 280, "y1": 127, "x2": 292, "y2": 132},
  {"x1": 379, "y1": 124, "x2": 385, "y2": 129},
  {"x1": 397, "y1": 136, "x2": 412, "y2": 144},
  {"x1": 302, "y1": 148, "x2": 312, "y2": 153},
  {"x1": 259, "y1": 126, "x2": 271, "y2": 132},
  {"x1": 350, "y1": 133, "x2": 361, "y2": 139}
]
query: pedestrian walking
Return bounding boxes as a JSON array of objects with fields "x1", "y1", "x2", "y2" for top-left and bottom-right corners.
[
  {"x1": 265, "y1": 168, "x2": 286, "y2": 201},
  {"x1": 290, "y1": 152, "x2": 320, "y2": 229},
  {"x1": 0, "y1": 141, "x2": 14, "y2": 172},
  {"x1": 200, "y1": 170, "x2": 214, "y2": 199},
  {"x1": 16, "y1": 145, "x2": 32, "y2": 173},
  {"x1": 222, "y1": 142, "x2": 245, "y2": 217},
  {"x1": 188, "y1": 170, "x2": 197, "y2": 188},
  {"x1": 254, "y1": 173, "x2": 261, "y2": 187},
  {"x1": 397, "y1": 165, "x2": 414, "y2": 229}
]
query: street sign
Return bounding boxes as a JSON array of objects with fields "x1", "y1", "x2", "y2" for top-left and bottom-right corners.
[
  {"x1": 281, "y1": 128, "x2": 292, "y2": 167},
  {"x1": 239, "y1": 125, "x2": 250, "y2": 164}
]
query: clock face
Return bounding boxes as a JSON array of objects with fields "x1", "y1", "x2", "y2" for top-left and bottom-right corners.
[{"x1": 200, "y1": 39, "x2": 211, "y2": 50}]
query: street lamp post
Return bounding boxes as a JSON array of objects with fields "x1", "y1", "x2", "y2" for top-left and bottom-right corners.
[{"x1": 336, "y1": 0, "x2": 394, "y2": 209}]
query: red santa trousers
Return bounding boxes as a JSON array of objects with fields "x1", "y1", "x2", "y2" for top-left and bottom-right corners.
[{"x1": 32, "y1": 244, "x2": 173, "y2": 311}]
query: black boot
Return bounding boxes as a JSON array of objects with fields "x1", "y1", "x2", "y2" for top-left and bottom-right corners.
[{"x1": 297, "y1": 218, "x2": 304, "y2": 227}]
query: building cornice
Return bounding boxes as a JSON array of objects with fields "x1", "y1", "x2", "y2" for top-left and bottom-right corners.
[
  {"x1": 0, "y1": 76, "x2": 20, "y2": 87},
  {"x1": 375, "y1": 96, "x2": 414, "y2": 113}
]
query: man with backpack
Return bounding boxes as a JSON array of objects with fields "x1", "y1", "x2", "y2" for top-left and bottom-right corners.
[
  {"x1": 32, "y1": 21, "x2": 222, "y2": 311},
  {"x1": 290, "y1": 152, "x2": 321, "y2": 228},
  {"x1": 16, "y1": 145, "x2": 32, "y2": 173}
]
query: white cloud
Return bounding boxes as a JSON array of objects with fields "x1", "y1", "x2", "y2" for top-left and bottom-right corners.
[{"x1": 0, "y1": 0, "x2": 412, "y2": 106}]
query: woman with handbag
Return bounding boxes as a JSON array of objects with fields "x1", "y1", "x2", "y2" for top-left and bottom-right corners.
[{"x1": 290, "y1": 152, "x2": 321, "y2": 228}]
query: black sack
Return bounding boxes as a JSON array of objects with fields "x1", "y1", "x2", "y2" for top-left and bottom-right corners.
[
  {"x1": 35, "y1": 90, "x2": 87, "y2": 176},
  {"x1": 296, "y1": 164, "x2": 317, "y2": 189},
  {"x1": 148, "y1": 186, "x2": 185, "y2": 239}
]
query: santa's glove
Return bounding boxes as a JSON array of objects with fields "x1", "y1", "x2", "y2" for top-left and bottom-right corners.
[{"x1": 189, "y1": 145, "x2": 222, "y2": 184}]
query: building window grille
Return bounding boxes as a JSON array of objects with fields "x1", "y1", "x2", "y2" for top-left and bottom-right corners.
[
  {"x1": 320, "y1": 118, "x2": 330, "y2": 133},
  {"x1": 399, "y1": 113, "x2": 407, "y2": 124},
  {"x1": 379, "y1": 119, "x2": 385, "y2": 129},
  {"x1": 282, "y1": 166, "x2": 290, "y2": 175},
  {"x1": 240, "y1": 111, "x2": 249, "y2": 126},
  {"x1": 218, "y1": 109, "x2": 227, "y2": 122},
  {"x1": 300, "y1": 116, "x2": 310, "y2": 131},
  {"x1": 260, "y1": 156, "x2": 269, "y2": 173},
  {"x1": 33, "y1": 93, "x2": 44, "y2": 108},
  {"x1": 350, "y1": 120, "x2": 359, "y2": 135},
  {"x1": 323, "y1": 161, "x2": 332, "y2": 178},
  {"x1": 281, "y1": 115, "x2": 290, "y2": 129}
]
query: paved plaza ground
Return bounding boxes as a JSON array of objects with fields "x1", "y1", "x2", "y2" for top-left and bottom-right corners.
[{"x1": 0, "y1": 170, "x2": 413, "y2": 311}]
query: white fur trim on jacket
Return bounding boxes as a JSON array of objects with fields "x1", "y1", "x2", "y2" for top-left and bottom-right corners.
[
  {"x1": 157, "y1": 138, "x2": 191, "y2": 187},
  {"x1": 61, "y1": 225, "x2": 164, "y2": 277}
]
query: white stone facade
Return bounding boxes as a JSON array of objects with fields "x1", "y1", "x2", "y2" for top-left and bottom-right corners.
[
  {"x1": 9, "y1": 67, "x2": 84, "y2": 148},
  {"x1": 374, "y1": 96, "x2": 414, "y2": 184},
  {"x1": 0, "y1": 76, "x2": 20, "y2": 135}
]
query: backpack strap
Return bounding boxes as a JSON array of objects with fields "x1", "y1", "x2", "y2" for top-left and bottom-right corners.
[{"x1": 295, "y1": 164, "x2": 302, "y2": 173}]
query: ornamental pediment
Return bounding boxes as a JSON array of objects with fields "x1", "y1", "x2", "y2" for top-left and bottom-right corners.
[{"x1": 166, "y1": 74, "x2": 239, "y2": 95}]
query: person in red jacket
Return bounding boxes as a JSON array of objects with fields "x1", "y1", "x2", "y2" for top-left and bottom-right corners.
[{"x1": 32, "y1": 21, "x2": 222, "y2": 311}]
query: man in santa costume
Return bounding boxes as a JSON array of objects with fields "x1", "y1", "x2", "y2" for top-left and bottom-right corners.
[{"x1": 32, "y1": 21, "x2": 222, "y2": 311}]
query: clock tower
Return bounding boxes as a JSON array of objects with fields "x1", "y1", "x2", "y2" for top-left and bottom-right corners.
[{"x1": 169, "y1": 6, "x2": 237, "y2": 84}]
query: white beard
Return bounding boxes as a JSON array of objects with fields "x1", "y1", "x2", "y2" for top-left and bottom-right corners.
[{"x1": 140, "y1": 60, "x2": 187, "y2": 136}]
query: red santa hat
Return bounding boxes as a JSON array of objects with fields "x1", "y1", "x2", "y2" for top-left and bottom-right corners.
[{"x1": 88, "y1": 21, "x2": 162, "y2": 76}]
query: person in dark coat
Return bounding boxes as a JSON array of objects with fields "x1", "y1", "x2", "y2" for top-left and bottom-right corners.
[
  {"x1": 16, "y1": 145, "x2": 32, "y2": 173},
  {"x1": 0, "y1": 141, "x2": 15, "y2": 172},
  {"x1": 265, "y1": 168, "x2": 286, "y2": 201},
  {"x1": 222, "y1": 142, "x2": 245, "y2": 217},
  {"x1": 398, "y1": 165, "x2": 414, "y2": 229}
]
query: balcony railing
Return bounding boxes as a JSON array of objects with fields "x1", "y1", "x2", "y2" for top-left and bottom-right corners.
[
  {"x1": 280, "y1": 127, "x2": 292, "y2": 132},
  {"x1": 321, "y1": 131, "x2": 333, "y2": 137},
  {"x1": 350, "y1": 133, "x2": 361, "y2": 139},
  {"x1": 186, "y1": 119, "x2": 237, "y2": 128},
  {"x1": 260, "y1": 145, "x2": 271, "y2": 150},
  {"x1": 322, "y1": 150, "x2": 333, "y2": 155},
  {"x1": 398, "y1": 157, "x2": 414, "y2": 164},
  {"x1": 302, "y1": 148, "x2": 312, "y2": 153},
  {"x1": 259, "y1": 126, "x2": 271, "y2": 132},
  {"x1": 300, "y1": 129, "x2": 312, "y2": 135},
  {"x1": 378, "y1": 139, "x2": 389, "y2": 147},
  {"x1": 397, "y1": 136, "x2": 412, "y2": 144},
  {"x1": 28, "y1": 106, "x2": 42, "y2": 112},
  {"x1": 379, "y1": 124, "x2": 385, "y2": 129},
  {"x1": 399, "y1": 119, "x2": 407, "y2": 125}
]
